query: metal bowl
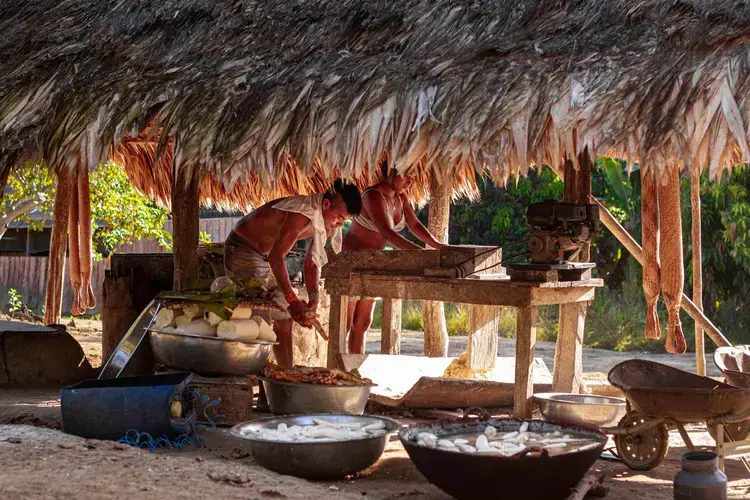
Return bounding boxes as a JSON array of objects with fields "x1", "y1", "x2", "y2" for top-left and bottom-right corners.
[
  {"x1": 230, "y1": 414, "x2": 400, "y2": 479},
  {"x1": 535, "y1": 393, "x2": 626, "y2": 429},
  {"x1": 259, "y1": 376, "x2": 374, "y2": 415},
  {"x1": 149, "y1": 329, "x2": 276, "y2": 376},
  {"x1": 400, "y1": 418, "x2": 607, "y2": 500}
]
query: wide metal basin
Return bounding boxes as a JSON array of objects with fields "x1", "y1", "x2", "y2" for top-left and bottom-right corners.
[
  {"x1": 150, "y1": 329, "x2": 276, "y2": 376},
  {"x1": 230, "y1": 414, "x2": 400, "y2": 479},
  {"x1": 259, "y1": 376, "x2": 374, "y2": 415},
  {"x1": 400, "y1": 418, "x2": 606, "y2": 500},
  {"x1": 535, "y1": 392, "x2": 626, "y2": 429}
]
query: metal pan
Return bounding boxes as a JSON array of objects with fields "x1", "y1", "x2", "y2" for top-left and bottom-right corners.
[
  {"x1": 608, "y1": 359, "x2": 750, "y2": 420},
  {"x1": 714, "y1": 346, "x2": 750, "y2": 388},
  {"x1": 150, "y1": 329, "x2": 276, "y2": 376},
  {"x1": 230, "y1": 414, "x2": 399, "y2": 479},
  {"x1": 400, "y1": 418, "x2": 606, "y2": 500}
]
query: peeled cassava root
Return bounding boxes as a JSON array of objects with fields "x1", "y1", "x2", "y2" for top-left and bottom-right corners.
[
  {"x1": 67, "y1": 164, "x2": 96, "y2": 315},
  {"x1": 641, "y1": 164, "x2": 687, "y2": 354}
]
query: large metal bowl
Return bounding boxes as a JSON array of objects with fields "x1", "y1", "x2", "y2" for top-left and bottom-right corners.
[
  {"x1": 535, "y1": 392, "x2": 626, "y2": 429},
  {"x1": 400, "y1": 418, "x2": 607, "y2": 500},
  {"x1": 149, "y1": 329, "x2": 276, "y2": 376},
  {"x1": 230, "y1": 414, "x2": 400, "y2": 479},
  {"x1": 259, "y1": 376, "x2": 374, "y2": 415}
]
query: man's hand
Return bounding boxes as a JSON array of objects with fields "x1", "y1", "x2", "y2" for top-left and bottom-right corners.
[{"x1": 288, "y1": 299, "x2": 311, "y2": 326}]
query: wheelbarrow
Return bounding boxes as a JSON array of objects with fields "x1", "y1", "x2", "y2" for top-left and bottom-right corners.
[{"x1": 601, "y1": 360, "x2": 750, "y2": 472}]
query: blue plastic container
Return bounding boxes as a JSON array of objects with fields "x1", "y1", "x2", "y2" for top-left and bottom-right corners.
[{"x1": 61, "y1": 372, "x2": 195, "y2": 441}]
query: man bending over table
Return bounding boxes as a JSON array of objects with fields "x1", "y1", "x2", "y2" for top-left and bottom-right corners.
[{"x1": 224, "y1": 180, "x2": 362, "y2": 367}]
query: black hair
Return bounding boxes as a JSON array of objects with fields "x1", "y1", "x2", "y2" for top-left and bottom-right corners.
[
  {"x1": 325, "y1": 179, "x2": 362, "y2": 215},
  {"x1": 380, "y1": 158, "x2": 390, "y2": 179}
]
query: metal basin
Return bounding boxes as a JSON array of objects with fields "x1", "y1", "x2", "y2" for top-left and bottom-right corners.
[
  {"x1": 400, "y1": 418, "x2": 606, "y2": 500},
  {"x1": 230, "y1": 414, "x2": 400, "y2": 479},
  {"x1": 535, "y1": 393, "x2": 626, "y2": 429},
  {"x1": 259, "y1": 376, "x2": 374, "y2": 415},
  {"x1": 149, "y1": 329, "x2": 276, "y2": 376}
]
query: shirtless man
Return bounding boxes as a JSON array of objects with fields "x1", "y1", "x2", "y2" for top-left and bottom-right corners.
[
  {"x1": 342, "y1": 163, "x2": 446, "y2": 354},
  {"x1": 224, "y1": 180, "x2": 362, "y2": 366}
]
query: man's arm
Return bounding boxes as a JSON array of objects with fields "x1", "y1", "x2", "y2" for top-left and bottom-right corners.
[
  {"x1": 267, "y1": 212, "x2": 312, "y2": 324},
  {"x1": 364, "y1": 191, "x2": 422, "y2": 250},
  {"x1": 403, "y1": 195, "x2": 446, "y2": 249},
  {"x1": 303, "y1": 241, "x2": 320, "y2": 310}
]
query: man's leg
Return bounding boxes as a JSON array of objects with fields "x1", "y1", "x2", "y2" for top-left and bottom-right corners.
[
  {"x1": 346, "y1": 299, "x2": 358, "y2": 335},
  {"x1": 348, "y1": 299, "x2": 376, "y2": 354},
  {"x1": 273, "y1": 318, "x2": 294, "y2": 367}
]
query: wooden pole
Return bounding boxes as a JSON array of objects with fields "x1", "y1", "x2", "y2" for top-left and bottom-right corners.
[
  {"x1": 596, "y1": 200, "x2": 730, "y2": 348},
  {"x1": 691, "y1": 169, "x2": 706, "y2": 375},
  {"x1": 422, "y1": 173, "x2": 450, "y2": 357},
  {"x1": 171, "y1": 165, "x2": 201, "y2": 291},
  {"x1": 44, "y1": 168, "x2": 74, "y2": 325}
]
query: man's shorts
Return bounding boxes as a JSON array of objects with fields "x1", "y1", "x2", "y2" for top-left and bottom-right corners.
[{"x1": 224, "y1": 231, "x2": 291, "y2": 320}]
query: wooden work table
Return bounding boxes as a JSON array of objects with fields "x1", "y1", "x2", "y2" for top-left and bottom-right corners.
[{"x1": 323, "y1": 267, "x2": 603, "y2": 418}]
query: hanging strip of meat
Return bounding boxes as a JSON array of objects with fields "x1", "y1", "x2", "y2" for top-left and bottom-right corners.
[
  {"x1": 641, "y1": 164, "x2": 662, "y2": 340},
  {"x1": 78, "y1": 167, "x2": 96, "y2": 310},
  {"x1": 67, "y1": 163, "x2": 83, "y2": 316},
  {"x1": 659, "y1": 164, "x2": 687, "y2": 354}
]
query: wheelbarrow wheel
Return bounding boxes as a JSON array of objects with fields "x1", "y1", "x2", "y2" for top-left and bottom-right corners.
[
  {"x1": 707, "y1": 419, "x2": 750, "y2": 442},
  {"x1": 614, "y1": 412, "x2": 670, "y2": 471}
]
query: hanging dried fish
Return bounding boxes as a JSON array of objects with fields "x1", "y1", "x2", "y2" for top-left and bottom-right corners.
[
  {"x1": 78, "y1": 167, "x2": 96, "y2": 310},
  {"x1": 67, "y1": 163, "x2": 83, "y2": 316},
  {"x1": 641, "y1": 164, "x2": 661, "y2": 340},
  {"x1": 659, "y1": 164, "x2": 687, "y2": 354}
]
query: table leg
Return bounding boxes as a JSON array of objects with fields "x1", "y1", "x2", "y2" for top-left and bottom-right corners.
[
  {"x1": 381, "y1": 298, "x2": 402, "y2": 354},
  {"x1": 326, "y1": 294, "x2": 349, "y2": 369},
  {"x1": 553, "y1": 302, "x2": 587, "y2": 393},
  {"x1": 514, "y1": 306, "x2": 537, "y2": 418}
]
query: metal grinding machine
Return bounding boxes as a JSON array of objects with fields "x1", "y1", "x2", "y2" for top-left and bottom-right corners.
[{"x1": 509, "y1": 200, "x2": 600, "y2": 282}]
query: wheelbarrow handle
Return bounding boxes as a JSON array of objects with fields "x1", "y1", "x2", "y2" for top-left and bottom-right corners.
[{"x1": 707, "y1": 407, "x2": 750, "y2": 426}]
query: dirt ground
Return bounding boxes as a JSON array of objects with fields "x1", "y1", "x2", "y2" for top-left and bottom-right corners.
[{"x1": 0, "y1": 318, "x2": 748, "y2": 499}]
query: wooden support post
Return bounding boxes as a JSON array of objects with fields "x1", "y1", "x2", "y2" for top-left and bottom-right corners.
[
  {"x1": 596, "y1": 200, "x2": 731, "y2": 348},
  {"x1": 691, "y1": 169, "x2": 706, "y2": 376},
  {"x1": 423, "y1": 173, "x2": 450, "y2": 357},
  {"x1": 467, "y1": 305, "x2": 500, "y2": 371},
  {"x1": 44, "y1": 168, "x2": 74, "y2": 325},
  {"x1": 514, "y1": 306, "x2": 537, "y2": 418},
  {"x1": 171, "y1": 166, "x2": 200, "y2": 291},
  {"x1": 327, "y1": 294, "x2": 349, "y2": 369},
  {"x1": 381, "y1": 298, "x2": 402, "y2": 354},
  {"x1": 553, "y1": 302, "x2": 586, "y2": 393}
]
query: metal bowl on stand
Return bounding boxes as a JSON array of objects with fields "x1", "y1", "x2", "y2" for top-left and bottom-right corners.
[
  {"x1": 149, "y1": 329, "x2": 276, "y2": 376},
  {"x1": 535, "y1": 393, "x2": 627, "y2": 428},
  {"x1": 258, "y1": 376, "x2": 374, "y2": 415},
  {"x1": 230, "y1": 414, "x2": 400, "y2": 479}
]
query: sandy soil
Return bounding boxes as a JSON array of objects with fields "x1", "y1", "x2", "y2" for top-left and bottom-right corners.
[{"x1": 0, "y1": 319, "x2": 747, "y2": 499}]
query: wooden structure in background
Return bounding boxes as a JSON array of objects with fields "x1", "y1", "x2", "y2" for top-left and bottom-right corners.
[{"x1": 322, "y1": 246, "x2": 601, "y2": 418}]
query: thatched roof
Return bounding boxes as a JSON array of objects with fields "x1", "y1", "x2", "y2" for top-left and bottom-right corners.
[
  {"x1": 111, "y1": 129, "x2": 478, "y2": 210},
  {"x1": 3, "y1": 0, "x2": 750, "y2": 191}
]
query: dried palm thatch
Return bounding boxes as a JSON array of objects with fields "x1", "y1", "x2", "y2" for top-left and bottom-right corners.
[
  {"x1": 3, "y1": 0, "x2": 750, "y2": 190},
  {"x1": 112, "y1": 130, "x2": 478, "y2": 210}
]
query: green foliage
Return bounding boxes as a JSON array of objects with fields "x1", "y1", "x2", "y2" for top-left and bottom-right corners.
[
  {"x1": 441, "y1": 167, "x2": 564, "y2": 248},
  {"x1": 89, "y1": 161, "x2": 172, "y2": 257},
  {"x1": 1, "y1": 162, "x2": 55, "y2": 231},
  {"x1": 1, "y1": 161, "x2": 172, "y2": 258},
  {"x1": 199, "y1": 231, "x2": 213, "y2": 244},
  {"x1": 7, "y1": 288, "x2": 23, "y2": 315},
  {"x1": 402, "y1": 301, "x2": 424, "y2": 331}
]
